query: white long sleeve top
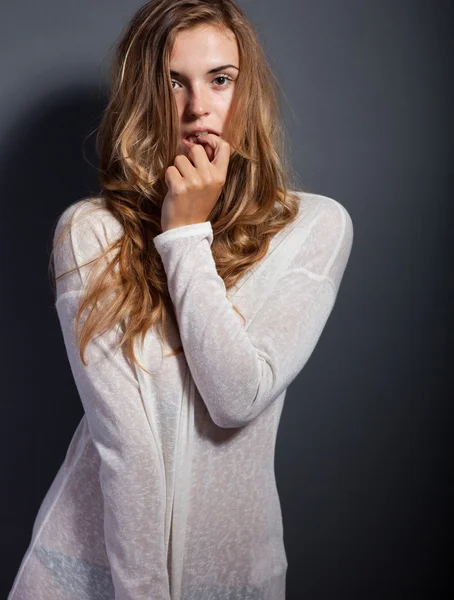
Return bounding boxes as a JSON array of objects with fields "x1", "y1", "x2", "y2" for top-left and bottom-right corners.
[{"x1": 8, "y1": 190, "x2": 353, "y2": 600}]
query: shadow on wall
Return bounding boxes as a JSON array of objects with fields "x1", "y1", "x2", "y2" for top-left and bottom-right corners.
[{"x1": 0, "y1": 85, "x2": 107, "y2": 595}]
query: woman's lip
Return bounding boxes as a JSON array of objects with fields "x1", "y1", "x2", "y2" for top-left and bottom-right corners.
[
  {"x1": 183, "y1": 131, "x2": 220, "y2": 139},
  {"x1": 182, "y1": 133, "x2": 215, "y2": 146},
  {"x1": 182, "y1": 136, "x2": 197, "y2": 148},
  {"x1": 182, "y1": 131, "x2": 223, "y2": 150}
]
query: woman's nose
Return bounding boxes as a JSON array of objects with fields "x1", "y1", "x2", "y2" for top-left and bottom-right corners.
[{"x1": 185, "y1": 86, "x2": 211, "y2": 117}]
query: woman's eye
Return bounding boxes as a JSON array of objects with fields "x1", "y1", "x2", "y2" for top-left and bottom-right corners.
[
  {"x1": 213, "y1": 75, "x2": 233, "y2": 87},
  {"x1": 171, "y1": 75, "x2": 234, "y2": 90}
]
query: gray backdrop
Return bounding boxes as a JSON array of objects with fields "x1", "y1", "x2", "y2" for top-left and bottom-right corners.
[{"x1": 1, "y1": 1, "x2": 452, "y2": 598}]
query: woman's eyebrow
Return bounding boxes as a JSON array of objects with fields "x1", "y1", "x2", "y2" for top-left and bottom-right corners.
[{"x1": 170, "y1": 64, "x2": 239, "y2": 77}]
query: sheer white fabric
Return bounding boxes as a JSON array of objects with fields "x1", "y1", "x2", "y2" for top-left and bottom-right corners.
[{"x1": 8, "y1": 190, "x2": 353, "y2": 600}]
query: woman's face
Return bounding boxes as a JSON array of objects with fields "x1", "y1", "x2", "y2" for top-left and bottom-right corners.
[{"x1": 169, "y1": 24, "x2": 239, "y2": 160}]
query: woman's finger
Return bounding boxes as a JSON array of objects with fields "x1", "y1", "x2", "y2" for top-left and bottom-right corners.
[
  {"x1": 187, "y1": 143, "x2": 212, "y2": 176},
  {"x1": 173, "y1": 153, "x2": 199, "y2": 180},
  {"x1": 195, "y1": 133, "x2": 231, "y2": 174},
  {"x1": 209, "y1": 137, "x2": 231, "y2": 174}
]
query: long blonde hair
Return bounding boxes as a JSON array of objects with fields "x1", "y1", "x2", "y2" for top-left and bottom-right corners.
[{"x1": 49, "y1": 0, "x2": 305, "y2": 375}]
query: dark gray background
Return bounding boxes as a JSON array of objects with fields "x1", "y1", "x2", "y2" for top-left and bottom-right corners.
[{"x1": 1, "y1": 1, "x2": 452, "y2": 598}]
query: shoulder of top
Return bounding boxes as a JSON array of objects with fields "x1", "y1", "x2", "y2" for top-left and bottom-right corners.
[
  {"x1": 288, "y1": 191, "x2": 354, "y2": 288},
  {"x1": 53, "y1": 195, "x2": 123, "y2": 247},
  {"x1": 294, "y1": 190, "x2": 354, "y2": 241}
]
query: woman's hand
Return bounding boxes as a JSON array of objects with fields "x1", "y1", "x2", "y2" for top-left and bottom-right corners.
[{"x1": 161, "y1": 133, "x2": 231, "y2": 232}]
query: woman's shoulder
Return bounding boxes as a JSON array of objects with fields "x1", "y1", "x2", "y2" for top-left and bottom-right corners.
[
  {"x1": 52, "y1": 195, "x2": 124, "y2": 290},
  {"x1": 289, "y1": 189, "x2": 354, "y2": 292},
  {"x1": 53, "y1": 195, "x2": 124, "y2": 251},
  {"x1": 292, "y1": 190, "x2": 353, "y2": 236}
]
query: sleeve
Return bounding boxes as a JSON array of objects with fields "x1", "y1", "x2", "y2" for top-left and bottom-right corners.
[
  {"x1": 153, "y1": 198, "x2": 354, "y2": 429},
  {"x1": 53, "y1": 202, "x2": 171, "y2": 600}
]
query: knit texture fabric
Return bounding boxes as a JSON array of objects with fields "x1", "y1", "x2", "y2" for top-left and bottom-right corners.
[{"x1": 8, "y1": 190, "x2": 353, "y2": 600}]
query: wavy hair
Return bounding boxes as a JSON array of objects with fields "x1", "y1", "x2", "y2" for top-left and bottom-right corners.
[{"x1": 49, "y1": 0, "x2": 305, "y2": 376}]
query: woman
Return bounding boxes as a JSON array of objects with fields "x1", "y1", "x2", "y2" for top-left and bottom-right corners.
[{"x1": 8, "y1": 1, "x2": 353, "y2": 599}]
